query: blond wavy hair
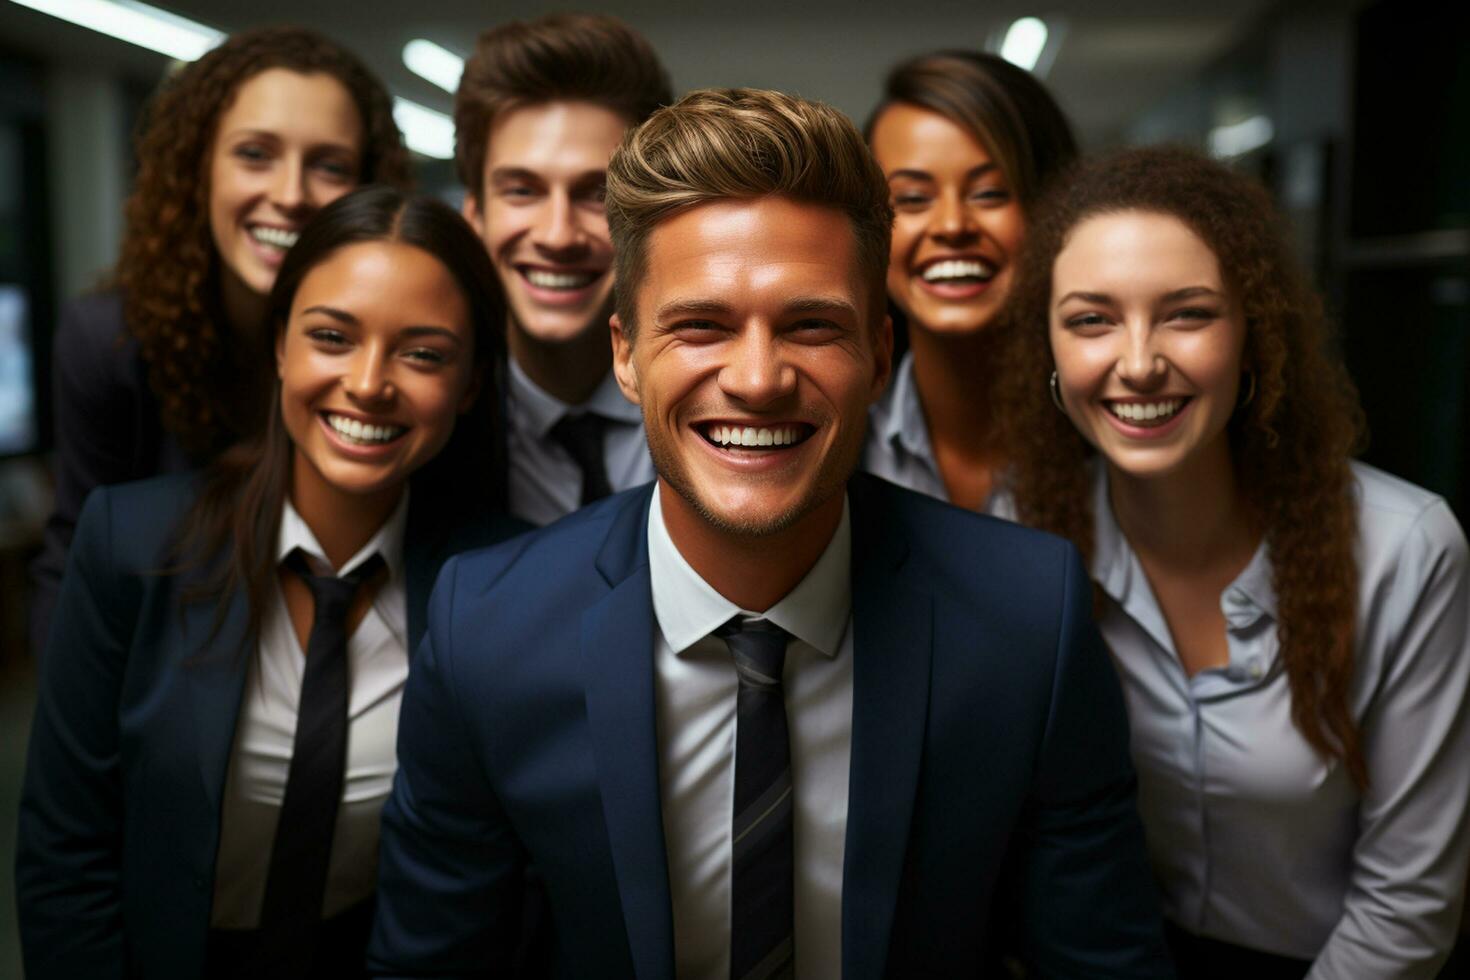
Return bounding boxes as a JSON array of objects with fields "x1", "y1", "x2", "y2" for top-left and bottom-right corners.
[{"x1": 605, "y1": 87, "x2": 894, "y2": 336}]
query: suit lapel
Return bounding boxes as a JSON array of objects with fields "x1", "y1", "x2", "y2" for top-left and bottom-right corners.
[
  {"x1": 842, "y1": 477, "x2": 934, "y2": 980},
  {"x1": 403, "y1": 497, "x2": 531, "y2": 652},
  {"x1": 181, "y1": 587, "x2": 252, "y2": 821},
  {"x1": 582, "y1": 488, "x2": 674, "y2": 980}
]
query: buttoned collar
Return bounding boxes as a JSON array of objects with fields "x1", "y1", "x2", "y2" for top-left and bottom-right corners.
[
  {"x1": 647, "y1": 488, "x2": 852, "y2": 659},
  {"x1": 1090, "y1": 462, "x2": 1276, "y2": 628},
  {"x1": 870, "y1": 351, "x2": 934, "y2": 466},
  {"x1": 277, "y1": 489, "x2": 408, "y2": 584},
  {"x1": 507, "y1": 356, "x2": 644, "y2": 441}
]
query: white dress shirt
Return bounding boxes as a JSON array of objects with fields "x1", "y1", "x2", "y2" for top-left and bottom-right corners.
[
  {"x1": 1094, "y1": 461, "x2": 1470, "y2": 975},
  {"x1": 647, "y1": 489, "x2": 853, "y2": 980},
  {"x1": 210, "y1": 493, "x2": 410, "y2": 927},
  {"x1": 506, "y1": 358, "x2": 654, "y2": 526},
  {"x1": 862, "y1": 351, "x2": 1011, "y2": 517}
]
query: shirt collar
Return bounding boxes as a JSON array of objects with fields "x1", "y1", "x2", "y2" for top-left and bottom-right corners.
[
  {"x1": 871, "y1": 351, "x2": 933, "y2": 464},
  {"x1": 1227, "y1": 538, "x2": 1277, "y2": 620},
  {"x1": 647, "y1": 488, "x2": 852, "y2": 659},
  {"x1": 1089, "y1": 462, "x2": 1275, "y2": 622},
  {"x1": 1090, "y1": 462, "x2": 1134, "y2": 606},
  {"x1": 277, "y1": 489, "x2": 408, "y2": 582},
  {"x1": 507, "y1": 356, "x2": 644, "y2": 441}
]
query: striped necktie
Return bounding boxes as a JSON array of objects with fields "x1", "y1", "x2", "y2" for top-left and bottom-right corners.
[{"x1": 717, "y1": 616, "x2": 795, "y2": 980}]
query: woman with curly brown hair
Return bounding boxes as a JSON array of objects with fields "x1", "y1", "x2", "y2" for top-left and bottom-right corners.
[
  {"x1": 29, "y1": 25, "x2": 411, "y2": 657},
  {"x1": 1001, "y1": 145, "x2": 1470, "y2": 977},
  {"x1": 862, "y1": 50, "x2": 1076, "y2": 511}
]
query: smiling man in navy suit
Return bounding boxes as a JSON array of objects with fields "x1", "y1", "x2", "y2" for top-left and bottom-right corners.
[{"x1": 369, "y1": 88, "x2": 1173, "y2": 979}]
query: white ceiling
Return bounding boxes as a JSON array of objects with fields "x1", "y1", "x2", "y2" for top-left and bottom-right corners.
[{"x1": 0, "y1": 0, "x2": 1279, "y2": 145}]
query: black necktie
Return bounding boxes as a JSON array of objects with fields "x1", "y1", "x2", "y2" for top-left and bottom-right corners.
[
  {"x1": 258, "y1": 548, "x2": 384, "y2": 977},
  {"x1": 717, "y1": 616, "x2": 795, "y2": 980},
  {"x1": 550, "y1": 412, "x2": 613, "y2": 505}
]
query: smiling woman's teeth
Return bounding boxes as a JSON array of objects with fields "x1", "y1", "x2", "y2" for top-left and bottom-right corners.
[
  {"x1": 1108, "y1": 399, "x2": 1185, "y2": 425},
  {"x1": 327, "y1": 413, "x2": 404, "y2": 445},
  {"x1": 525, "y1": 269, "x2": 597, "y2": 290},
  {"x1": 921, "y1": 259, "x2": 993, "y2": 283},
  {"x1": 251, "y1": 226, "x2": 298, "y2": 251},
  {"x1": 707, "y1": 424, "x2": 803, "y2": 448}
]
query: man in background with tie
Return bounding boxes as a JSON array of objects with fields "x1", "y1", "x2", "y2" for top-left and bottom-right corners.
[
  {"x1": 370, "y1": 88, "x2": 1173, "y2": 978},
  {"x1": 455, "y1": 13, "x2": 671, "y2": 523}
]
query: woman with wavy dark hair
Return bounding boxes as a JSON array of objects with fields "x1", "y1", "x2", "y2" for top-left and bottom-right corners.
[
  {"x1": 1000, "y1": 145, "x2": 1470, "y2": 977},
  {"x1": 862, "y1": 50, "x2": 1076, "y2": 511},
  {"x1": 29, "y1": 25, "x2": 412, "y2": 656},
  {"x1": 17, "y1": 187, "x2": 523, "y2": 978}
]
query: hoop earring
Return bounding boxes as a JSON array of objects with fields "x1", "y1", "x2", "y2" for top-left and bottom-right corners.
[
  {"x1": 1049, "y1": 370, "x2": 1065, "y2": 412},
  {"x1": 1238, "y1": 369, "x2": 1256, "y2": 410}
]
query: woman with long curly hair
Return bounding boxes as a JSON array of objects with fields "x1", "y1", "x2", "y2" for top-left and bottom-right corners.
[
  {"x1": 18, "y1": 187, "x2": 523, "y2": 978},
  {"x1": 862, "y1": 50, "x2": 1076, "y2": 511},
  {"x1": 1001, "y1": 145, "x2": 1470, "y2": 977},
  {"x1": 29, "y1": 26, "x2": 411, "y2": 656}
]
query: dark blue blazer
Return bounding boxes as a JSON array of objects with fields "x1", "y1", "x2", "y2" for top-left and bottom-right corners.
[
  {"x1": 15, "y1": 471, "x2": 528, "y2": 980},
  {"x1": 29, "y1": 291, "x2": 194, "y2": 659},
  {"x1": 368, "y1": 475, "x2": 1174, "y2": 978}
]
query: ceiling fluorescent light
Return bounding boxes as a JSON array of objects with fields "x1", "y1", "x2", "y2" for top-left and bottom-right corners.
[
  {"x1": 403, "y1": 39, "x2": 464, "y2": 94},
  {"x1": 393, "y1": 97, "x2": 455, "y2": 160},
  {"x1": 1208, "y1": 115, "x2": 1274, "y2": 158},
  {"x1": 1000, "y1": 17, "x2": 1048, "y2": 72},
  {"x1": 10, "y1": 0, "x2": 222, "y2": 61}
]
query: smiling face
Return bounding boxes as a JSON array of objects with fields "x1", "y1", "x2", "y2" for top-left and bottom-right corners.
[
  {"x1": 208, "y1": 68, "x2": 364, "y2": 299},
  {"x1": 277, "y1": 240, "x2": 479, "y2": 512},
  {"x1": 610, "y1": 196, "x2": 891, "y2": 538},
  {"x1": 464, "y1": 100, "x2": 627, "y2": 348},
  {"x1": 1049, "y1": 210, "x2": 1247, "y2": 482},
  {"x1": 870, "y1": 103, "x2": 1025, "y2": 336}
]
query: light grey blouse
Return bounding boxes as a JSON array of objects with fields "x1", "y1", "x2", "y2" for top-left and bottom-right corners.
[
  {"x1": 861, "y1": 351, "x2": 1011, "y2": 517},
  {"x1": 1093, "y1": 460, "x2": 1470, "y2": 976}
]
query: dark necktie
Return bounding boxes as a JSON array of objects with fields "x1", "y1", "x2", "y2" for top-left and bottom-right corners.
[
  {"x1": 258, "y1": 548, "x2": 385, "y2": 977},
  {"x1": 717, "y1": 616, "x2": 795, "y2": 980},
  {"x1": 550, "y1": 412, "x2": 613, "y2": 505}
]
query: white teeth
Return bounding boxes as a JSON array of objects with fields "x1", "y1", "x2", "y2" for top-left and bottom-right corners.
[
  {"x1": 250, "y1": 226, "x2": 299, "y2": 250},
  {"x1": 327, "y1": 413, "x2": 404, "y2": 445},
  {"x1": 524, "y1": 268, "x2": 598, "y2": 290},
  {"x1": 706, "y1": 424, "x2": 802, "y2": 448},
  {"x1": 921, "y1": 258, "x2": 993, "y2": 282},
  {"x1": 1108, "y1": 399, "x2": 1184, "y2": 424}
]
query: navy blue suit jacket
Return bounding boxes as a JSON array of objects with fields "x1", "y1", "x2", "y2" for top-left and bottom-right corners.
[
  {"x1": 29, "y1": 291, "x2": 194, "y2": 659},
  {"x1": 368, "y1": 475, "x2": 1173, "y2": 978},
  {"x1": 15, "y1": 472, "x2": 528, "y2": 980}
]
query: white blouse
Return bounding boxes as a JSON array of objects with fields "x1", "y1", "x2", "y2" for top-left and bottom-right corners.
[
  {"x1": 210, "y1": 494, "x2": 409, "y2": 927},
  {"x1": 1093, "y1": 461, "x2": 1470, "y2": 977}
]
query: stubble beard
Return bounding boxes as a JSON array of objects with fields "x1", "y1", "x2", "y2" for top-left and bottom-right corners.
[{"x1": 642, "y1": 407, "x2": 864, "y2": 539}]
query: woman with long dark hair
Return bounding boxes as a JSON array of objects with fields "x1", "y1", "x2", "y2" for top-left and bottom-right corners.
[
  {"x1": 862, "y1": 50, "x2": 1076, "y2": 511},
  {"x1": 1001, "y1": 146, "x2": 1470, "y2": 977},
  {"x1": 29, "y1": 26, "x2": 412, "y2": 656},
  {"x1": 17, "y1": 187, "x2": 523, "y2": 979}
]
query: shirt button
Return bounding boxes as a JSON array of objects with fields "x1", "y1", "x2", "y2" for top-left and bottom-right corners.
[{"x1": 1248, "y1": 658, "x2": 1265, "y2": 680}]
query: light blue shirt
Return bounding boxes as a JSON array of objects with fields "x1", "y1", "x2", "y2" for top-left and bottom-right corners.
[
  {"x1": 862, "y1": 351, "x2": 1011, "y2": 517},
  {"x1": 505, "y1": 359, "x2": 654, "y2": 526},
  {"x1": 1093, "y1": 460, "x2": 1470, "y2": 976}
]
